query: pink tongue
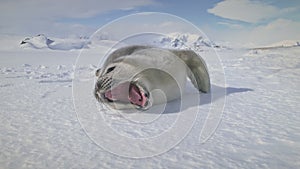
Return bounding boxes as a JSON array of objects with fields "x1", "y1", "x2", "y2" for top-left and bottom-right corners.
[
  {"x1": 105, "y1": 82, "x2": 130, "y2": 102},
  {"x1": 129, "y1": 85, "x2": 146, "y2": 107},
  {"x1": 104, "y1": 82, "x2": 146, "y2": 107}
]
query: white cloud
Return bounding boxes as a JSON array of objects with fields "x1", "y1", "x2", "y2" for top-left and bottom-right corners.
[
  {"x1": 217, "y1": 22, "x2": 243, "y2": 29},
  {"x1": 0, "y1": 0, "x2": 155, "y2": 36},
  {"x1": 205, "y1": 18, "x2": 300, "y2": 47},
  {"x1": 248, "y1": 19, "x2": 300, "y2": 45},
  {"x1": 0, "y1": 0, "x2": 154, "y2": 20},
  {"x1": 207, "y1": 0, "x2": 297, "y2": 23},
  {"x1": 206, "y1": 0, "x2": 300, "y2": 46}
]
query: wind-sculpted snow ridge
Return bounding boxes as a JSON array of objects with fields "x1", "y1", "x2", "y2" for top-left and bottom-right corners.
[
  {"x1": 20, "y1": 34, "x2": 90, "y2": 50},
  {"x1": 1, "y1": 64, "x2": 74, "y2": 87},
  {"x1": 265, "y1": 40, "x2": 300, "y2": 48},
  {"x1": 246, "y1": 40, "x2": 300, "y2": 56}
]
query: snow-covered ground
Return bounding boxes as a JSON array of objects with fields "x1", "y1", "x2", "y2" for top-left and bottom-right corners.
[{"x1": 0, "y1": 36, "x2": 299, "y2": 168}]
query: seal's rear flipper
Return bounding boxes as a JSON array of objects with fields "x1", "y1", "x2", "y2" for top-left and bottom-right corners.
[{"x1": 171, "y1": 50, "x2": 210, "y2": 93}]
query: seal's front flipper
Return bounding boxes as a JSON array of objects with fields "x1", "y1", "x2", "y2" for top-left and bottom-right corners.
[{"x1": 171, "y1": 50, "x2": 210, "y2": 93}]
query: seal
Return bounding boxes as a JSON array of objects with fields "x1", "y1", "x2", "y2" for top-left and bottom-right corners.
[{"x1": 94, "y1": 45, "x2": 210, "y2": 110}]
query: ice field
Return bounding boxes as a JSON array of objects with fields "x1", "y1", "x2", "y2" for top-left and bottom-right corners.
[{"x1": 0, "y1": 35, "x2": 299, "y2": 168}]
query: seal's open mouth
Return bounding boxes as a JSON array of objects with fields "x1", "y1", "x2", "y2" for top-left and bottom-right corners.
[{"x1": 104, "y1": 82, "x2": 147, "y2": 108}]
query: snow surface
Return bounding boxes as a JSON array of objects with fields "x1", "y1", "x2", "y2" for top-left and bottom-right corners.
[{"x1": 0, "y1": 36, "x2": 300, "y2": 168}]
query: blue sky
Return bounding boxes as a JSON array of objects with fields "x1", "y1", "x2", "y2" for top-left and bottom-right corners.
[
  {"x1": 60, "y1": 0, "x2": 221, "y2": 27},
  {"x1": 0, "y1": 0, "x2": 300, "y2": 46}
]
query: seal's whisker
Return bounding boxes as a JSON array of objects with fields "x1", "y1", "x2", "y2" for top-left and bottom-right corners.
[{"x1": 99, "y1": 77, "x2": 111, "y2": 89}]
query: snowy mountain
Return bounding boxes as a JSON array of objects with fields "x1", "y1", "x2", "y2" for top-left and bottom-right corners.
[
  {"x1": 20, "y1": 34, "x2": 54, "y2": 49},
  {"x1": 20, "y1": 34, "x2": 299, "y2": 52},
  {"x1": 156, "y1": 33, "x2": 224, "y2": 50},
  {"x1": 20, "y1": 34, "x2": 90, "y2": 50},
  {"x1": 19, "y1": 33, "x2": 228, "y2": 51}
]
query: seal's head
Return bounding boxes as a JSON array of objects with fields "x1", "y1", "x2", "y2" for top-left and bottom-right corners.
[{"x1": 94, "y1": 62, "x2": 151, "y2": 110}]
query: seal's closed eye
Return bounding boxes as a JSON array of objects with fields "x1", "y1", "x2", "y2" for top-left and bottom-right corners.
[{"x1": 106, "y1": 66, "x2": 116, "y2": 74}]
